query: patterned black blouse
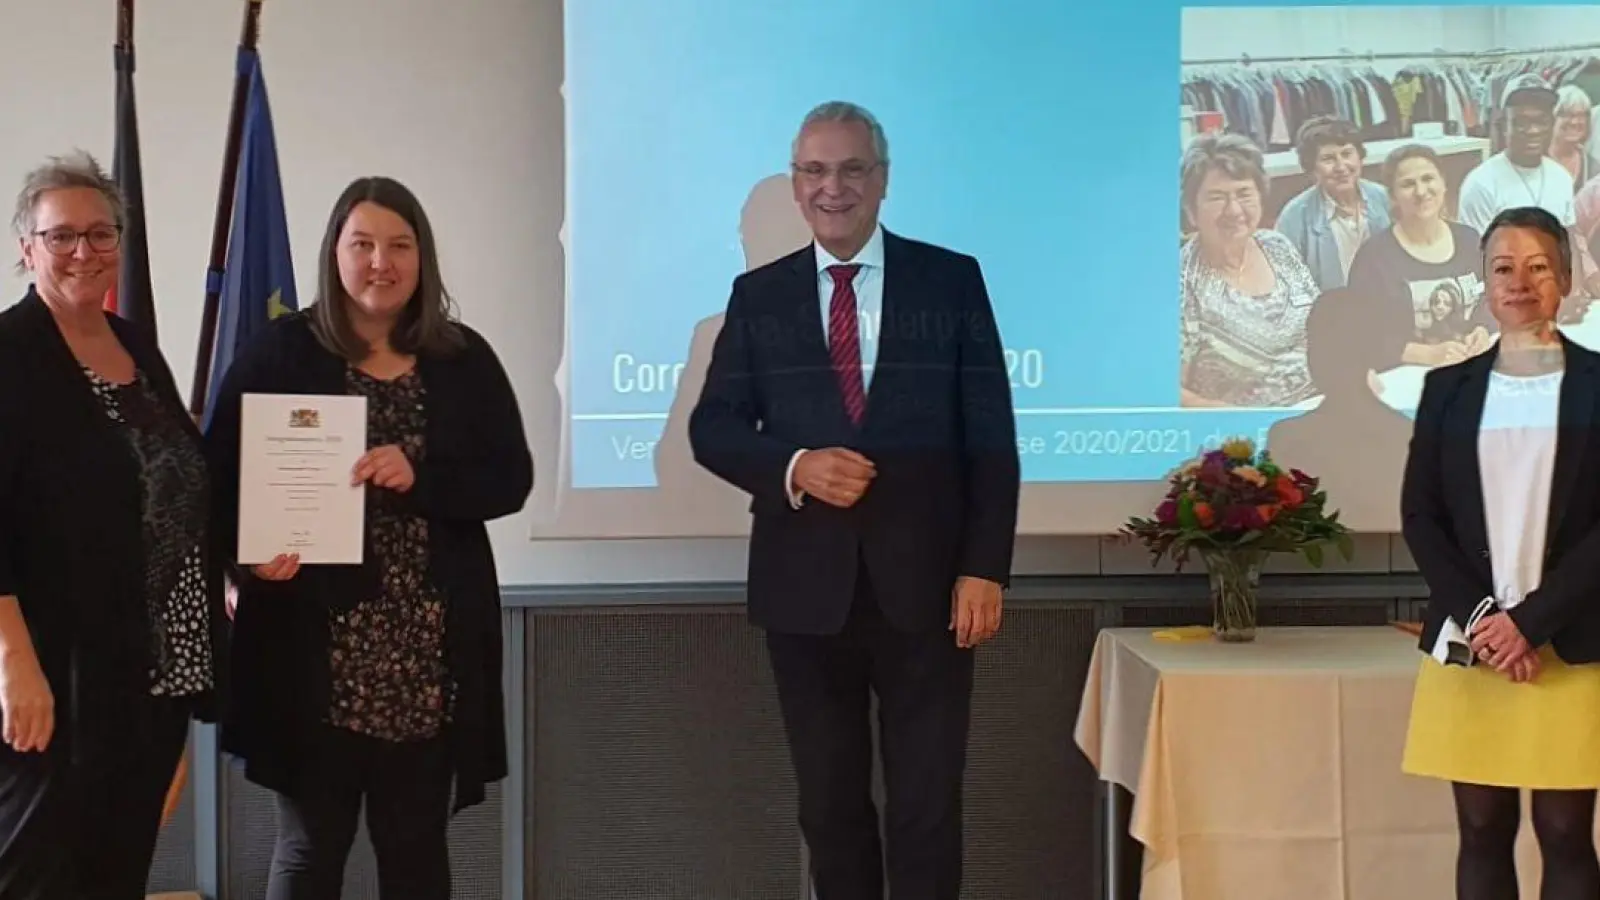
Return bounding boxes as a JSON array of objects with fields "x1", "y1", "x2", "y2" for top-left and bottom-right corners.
[
  {"x1": 83, "y1": 367, "x2": 213, "y2": 697},
  {"x1": 327, "y1": 366, "x2": 452, "y2": 742}
]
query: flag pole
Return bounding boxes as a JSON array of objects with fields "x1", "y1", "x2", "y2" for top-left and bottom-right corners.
[
  {"x1": 189, "y1": 0, "x2": 264, "y2": 416},
  {"x1": 106, "y1": 0, "x2": 131, "y2": 315},
  {"x1": 116, "y1": 0, "x2": 131, "y2": 47}
]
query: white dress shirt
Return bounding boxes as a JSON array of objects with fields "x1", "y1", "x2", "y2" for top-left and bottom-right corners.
[{"x1": 784, "y1": 224, "x2": 886, "y2": 506}]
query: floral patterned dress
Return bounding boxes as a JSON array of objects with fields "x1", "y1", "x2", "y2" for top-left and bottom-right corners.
[{"x1": 326, "y1": 367, "x2": 452, "y2": 742}]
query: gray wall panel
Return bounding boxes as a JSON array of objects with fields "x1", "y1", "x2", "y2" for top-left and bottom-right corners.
[
  {"x1": 189, "y1": 574, "x2": 1435, "y2": 899},
  {"x1": 961, "y1": 604, "x2": 1100, "y2": 899},
  {"x1": 526, "y1": 607, "x2": 801, "y2": 899}
]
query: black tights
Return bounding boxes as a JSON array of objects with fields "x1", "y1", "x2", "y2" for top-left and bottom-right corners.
[{"x1": 1454, "y1": 783, "x2": 1599, "y2": 900}]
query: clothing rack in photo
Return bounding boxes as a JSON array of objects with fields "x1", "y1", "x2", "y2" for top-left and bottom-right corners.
[{"x1": 1182, "y1": 42, "x2": 1600, "y2": 68}]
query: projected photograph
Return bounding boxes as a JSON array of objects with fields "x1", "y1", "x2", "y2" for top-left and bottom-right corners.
[
  {"x1": 1181, "y1": 8, "x2": 1600, "y2": 409},
  {"x1": 1181, "y1": 4, "x2": 1600, "y2": 528}
]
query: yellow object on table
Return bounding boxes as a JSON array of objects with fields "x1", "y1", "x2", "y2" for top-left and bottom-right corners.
[
  {"x1": 1073, "y1": 625, "x2": 1600, "y2": 900},
  {"x1": 1151, "y1": 625, "x2": 1213, "y2": 642}
]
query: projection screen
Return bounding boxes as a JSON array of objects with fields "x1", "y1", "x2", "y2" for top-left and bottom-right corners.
[{"x1": 527, "y1": 2, "x2": 1600, "y2": 539}]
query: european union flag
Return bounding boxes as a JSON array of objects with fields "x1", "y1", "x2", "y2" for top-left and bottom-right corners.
[{"x1": 203, "y1": 48, "x2": 296, "y2": 429}]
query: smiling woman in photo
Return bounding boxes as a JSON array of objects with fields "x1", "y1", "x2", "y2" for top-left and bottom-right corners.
[
  {"x1": 1274, "y1": 116, "x2": 1392, "y2": 291},
  {"x1": 1179, "y1": 132, "x2": 1322, "y2": 408},
  {"x1": 1347, "y1": 143, "x2": 1490, "y2": 369}
]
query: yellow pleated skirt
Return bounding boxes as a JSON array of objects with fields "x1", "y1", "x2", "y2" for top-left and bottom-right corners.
[{"x1": 1403, "y1": 646, "x2": 1600, "y2": 789}]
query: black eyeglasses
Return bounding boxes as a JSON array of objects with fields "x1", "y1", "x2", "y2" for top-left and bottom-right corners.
[
  {"x1": 33, "y1": 226, "x2": 121, "y2": 256},
  {"x1": 791, "y1": 160, "x2": 883, "y2": 183}
]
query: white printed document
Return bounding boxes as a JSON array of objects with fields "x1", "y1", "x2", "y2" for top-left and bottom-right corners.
[{"x1": 237, "y1": 393, "x2": 367, "y2": 565}]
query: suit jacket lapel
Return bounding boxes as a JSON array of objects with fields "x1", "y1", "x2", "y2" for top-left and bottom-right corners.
[
  {"x1": 19, "y1": 290, "x2": 109, "y2": 430},
  {"x1": 789, "y1": 244, "x2": 827, "y2": 357},
  {"x1": 1548, "y1": 334, "x2": 1596, "y2": 541},
  {"x1": 865, "y1": 231, "x2": 906, "y2": 422},
  {"x1": 1451, "y1": 348, "x2": 1495, "y2": 568}
]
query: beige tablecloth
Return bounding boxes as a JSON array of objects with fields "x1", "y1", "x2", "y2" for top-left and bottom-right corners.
[{"x1": 1073, "y1": 625, "x2": 1600, "y2": 900}]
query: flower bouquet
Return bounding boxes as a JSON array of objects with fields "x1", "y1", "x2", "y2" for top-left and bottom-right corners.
[{"x1": 1119, "y1": 437, "x2": 1354, "y2": 641}]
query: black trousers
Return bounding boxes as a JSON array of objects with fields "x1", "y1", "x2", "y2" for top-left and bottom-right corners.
[
  {"x1": 0, "y1": 693, "x2": 190, "y2": 900},
  {"x1": 765, "y1": 565, "x2": 975, "y2": 900},
  {"x1": 266, "y1": 725, "x2": 453, "y2": 900}
]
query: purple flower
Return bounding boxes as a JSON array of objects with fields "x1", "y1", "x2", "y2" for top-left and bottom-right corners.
[{"x1": 1156, "y1": 499, "x2": 1178, "y2": 525}]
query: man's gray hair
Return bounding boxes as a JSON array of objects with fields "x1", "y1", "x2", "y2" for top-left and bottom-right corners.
[
  {"x1": 793, "y1": 101, "x2": 890, "y2": 164},
  {"x1": 11, "y1": 149, "x2": 124, "y2": 239}
]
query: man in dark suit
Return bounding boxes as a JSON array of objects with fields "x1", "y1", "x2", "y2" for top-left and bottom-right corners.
[{"x1": 688, "y1": 100, "x2": 1020, "y2": 900}]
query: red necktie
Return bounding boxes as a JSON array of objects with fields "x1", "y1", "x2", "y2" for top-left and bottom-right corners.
[{"x1": 826, "y1": 264, "x2": 867, "y2": 424}]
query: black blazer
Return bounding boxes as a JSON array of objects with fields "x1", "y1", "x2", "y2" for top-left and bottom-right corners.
[
  {"x1": 688, "y1": 231, "x2": 1020, "y2": 635},
  {"x1": 1402, "y1": 334, "x2": 1600, "y2": 661},
  {"x1": 204, "y1": 310, "x2": 532, "y2": 812},
  {"x1": 0, "y1": 289, "x2": 227, "y2": 759}
]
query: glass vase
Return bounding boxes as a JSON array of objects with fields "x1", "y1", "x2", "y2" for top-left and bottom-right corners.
[{"x1": 1200, "y1": 548, "x2": 1264, "y2": 643}]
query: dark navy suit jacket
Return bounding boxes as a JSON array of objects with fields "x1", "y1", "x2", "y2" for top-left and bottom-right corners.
[{"x1": 689, "y1": 230, "x2": 1020, "y2": 635}]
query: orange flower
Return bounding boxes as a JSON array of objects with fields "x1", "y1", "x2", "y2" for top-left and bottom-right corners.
[
  {"x1": 1273, "y1": 475, "x2": 1304, "y2": 507},
  {"x1": 1257, "y1": 503, "x2": 1280, "y2": 524},
  {"x1": 1194, "y1": 502, "x2": 1215, "y2": 527}
]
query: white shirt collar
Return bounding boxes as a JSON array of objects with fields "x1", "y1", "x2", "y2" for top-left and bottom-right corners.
[
  {"x1": 814, "y1": 223, "x2": 886, "y2": 273},
  {"x1": 1320, "y1": 187, "x2": 1363, "y2": 222}
]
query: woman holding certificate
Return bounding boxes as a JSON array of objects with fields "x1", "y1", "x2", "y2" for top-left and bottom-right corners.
[
  {"x1": 1400, "y1": 206, "x2": 1600, "y2": 899},
  {"x1": 0, "y1": 152, "x2": 227, "y2": 896},
  {"x1": 205, "y1": 176, "x2": 533, "y2": 900}
]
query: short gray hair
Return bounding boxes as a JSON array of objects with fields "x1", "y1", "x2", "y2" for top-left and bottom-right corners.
[
  {"x1": 11, "y1": 149, "x2": 124, "y2": 238},
  {"x1": 792, "y1": 101, "x2": 890, "y2": 164},
  {"x1": 10, "y1": 150, "x2": 123, "y2": 274},
  {"x1": 1180, "y1": 132, "x2": 1267, "y2": 226}
]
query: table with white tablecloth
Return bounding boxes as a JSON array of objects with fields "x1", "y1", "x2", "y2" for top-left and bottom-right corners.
[{"x1": 1074, "y1": 626, "x2": 1600, "y2": 900}]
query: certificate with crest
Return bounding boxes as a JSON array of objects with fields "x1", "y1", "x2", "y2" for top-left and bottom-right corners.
[{"x1": 237, "y1": 393, "x2": 368, "y2": 565}]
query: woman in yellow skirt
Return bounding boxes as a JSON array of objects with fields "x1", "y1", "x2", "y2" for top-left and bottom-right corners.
[{"x1": 1400, "y1": 203, "x2": 1600, "y2": 900}]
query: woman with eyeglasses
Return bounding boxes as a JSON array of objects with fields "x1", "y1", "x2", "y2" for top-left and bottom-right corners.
[{"x1": 0, "y1": 151, "x2": 227, "y2": 897}]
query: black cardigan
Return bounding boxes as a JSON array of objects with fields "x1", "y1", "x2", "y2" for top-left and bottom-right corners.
[
  {"x1": 204, "y1": 310, "x2": 532, "y2": 812},
  {"x1": 1402, "y1": 334, "x2": 1600, "y2": 662},
  {"x1": 0, "y1": 289, "x2": 228, "y2": 761}
]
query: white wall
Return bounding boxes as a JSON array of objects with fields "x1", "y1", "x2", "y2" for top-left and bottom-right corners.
[
  {"x1": 0, "y1": 0, "x2": 1411, "y2": 586},
  {"x1": 1492, "y1": 6, "x2": 1600, "y2": 50},
  {"x1": 1183, "y1": 6, "x2": 1497, "y2": 74},
  {"x1": 1182, "y1": 5, "x2": 1600, "y2": 74}
]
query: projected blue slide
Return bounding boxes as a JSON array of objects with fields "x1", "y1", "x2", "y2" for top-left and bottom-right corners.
[{"x1": 563, "y1": 1, "x2": 1585, "y2": 488}]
